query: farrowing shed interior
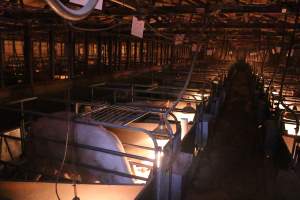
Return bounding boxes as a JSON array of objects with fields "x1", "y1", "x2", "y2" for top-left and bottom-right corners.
[{"x1": 1, "y1": 0, "x2": 300, "y2": 200}]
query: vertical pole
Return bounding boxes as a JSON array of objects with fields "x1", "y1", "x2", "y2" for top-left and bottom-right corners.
[
  {"x1": 84, "y1": 32, "x2": 89, "y2": 75},
  {"x1": 0, "y1": 34, "x2": 4, "y2": 87},
  {"x1": 153, "y1": 40, "x2": 156, "y2": 65},
  {"x1": 151, "y1": 40, "x2": 155, "y2": 65},
  {"x1": 134, "y1": 40, "x2": 137, "y2": 68},
  {"x1": 49, "y1": 29, "x2": 55, "y2": 79},
  {"x1": 156, "y1": 41, "x2": 159, "y2": 65},
  {"x1": 108, "y1": 37, "x2": 112, "y2": 72},
  {"x1": 126, "y1": 39, "x2": 130, "y2": 70},
  {"x1": 166, "y1": 44, "x2": 168, "y2": 64},
  {"x1": 39, "y1": 41, "x2": 42, "y2": 58},
  {"x1": 103, "y1": 38, "x2": 107, "y2": 69},
  {"x1": 97, "y1": 35, "x2": 102, "y2": 74},
  {"x1": 146, "y1": 40, "x2": 150, "y2": 66},
  {"x1": 24, "y1": 23, "x2": 33, "y2": 85},
  {"x1": 182, "y1": 47, "x2": 184, "y2": 63},
  {"x1": 166, "y1": 44, "x2": 169, "y2": 64},
  {"x1": 20, "y1": 102, "x2": 25, "y2": 155},
  {"x1": 118, "y1": 39, "x2": 122, "y2": 70},
  {"x1": 163, "y1": 44, "x2": 166, "y2": 65},
  {"x1": 170, "y1": 44, "x2": 174, "y2": 67},
  {"x1": 160, "y1": 42, "x2": 163, "y2": 65},
  {"x1": 112, "y1": 38, "x2": 115, "y2": 70},
  {"x1": 67, "y1": 29, "x2": 75, "y2": 79},
  {"x1": 175, "y1": 47, "x2": 177, "y2": 64},
  {"x1": 149, "y1": 40, "x2": 152, "y2": 66},
  {"x1": 114, "y1": 38, "x2": 119, "y2": 71},
  {"x1": 140, "y1": 39, "x2": 144, "y2": 66}
]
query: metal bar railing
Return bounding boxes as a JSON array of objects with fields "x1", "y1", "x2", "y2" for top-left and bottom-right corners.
[
  {"x1": 0, "y1": 95, "x2": 184, "y2": 200},
  {"x1": 279, "y1": 98, "x2": 299, "y2": 134},
  {"x1": 0, "y1": 117, "x2": 156, "y2": 183},
  {"x1": 0, "y1": 129, "x2": 158, "y2": 180},
  {"x1": 0, "y1": 64, "x2": 229, "y2": 198}
]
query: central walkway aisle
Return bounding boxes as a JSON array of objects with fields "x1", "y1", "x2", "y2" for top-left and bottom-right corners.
[{"x1": 184, "y1": 64, "x2": 276, "y2": 200}]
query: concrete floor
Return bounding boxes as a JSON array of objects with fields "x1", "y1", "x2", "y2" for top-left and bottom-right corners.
[{"x1": 184, "y1": 66, "x2": 300, "y2": 200}]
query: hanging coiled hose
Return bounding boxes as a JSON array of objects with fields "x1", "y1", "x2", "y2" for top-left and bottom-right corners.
[{"x1": 44, "y1": 0, "x2": 98, "y2": 21}]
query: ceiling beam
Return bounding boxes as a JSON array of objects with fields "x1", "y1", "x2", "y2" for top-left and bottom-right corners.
[{"x1": 150, "y1": 21, "x2": 298, "y2": 29}]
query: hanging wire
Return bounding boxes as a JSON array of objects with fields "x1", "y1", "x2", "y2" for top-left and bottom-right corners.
[
  {"x1": 165, "y1": 50, "x2": 198, "y2": 117},
  {"x1": 145, "y1": 22, "x2": 174, "y2": 41},
  {"x1": 55, "y1": 88, "x2": 72, "y2": 200},
  {"x1": 67, "y1": 20, "x2": 124, "y2": 32},
  {"x1": 68, "y1": 17, "x2": 184, "y2": 47},
  {"x1": 165, "y1": 5, "x2": 211, "y2": 118}
]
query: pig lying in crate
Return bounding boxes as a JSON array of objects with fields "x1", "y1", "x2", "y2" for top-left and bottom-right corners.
[{"x1": 28, "y1": 112, "x2": 134, "y2": 184}]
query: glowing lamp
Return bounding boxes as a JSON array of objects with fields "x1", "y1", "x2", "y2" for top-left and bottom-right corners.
[
  {"x1": 282, "y1": 8, "x2": 287, "y2": 14},
  {"x1": 191, "y1": 94, "x2": 202, "y2": 100},
  {"x1": 173, "y1": 112, "x2": 195, "y2": 123},
  {"x1": 152, "y1": 139, "x2": 168, "y2": 168},
  {"x1": 272, "y1": 49, "x2": 276, "y2": 54},
  {"x1": 285, "y1": 123, "x2": 299, "y2": 136},
  {"x1": 286, "y1": 49, "x2": 295, "y2": 57},
  {"x1": 275, "y1": 47, "x2": 281, "y2": 53}
]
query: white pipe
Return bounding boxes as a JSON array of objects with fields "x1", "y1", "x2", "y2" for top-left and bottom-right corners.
[{"x1": 44, "y1": 0, "x2": 98, "y2": 21}]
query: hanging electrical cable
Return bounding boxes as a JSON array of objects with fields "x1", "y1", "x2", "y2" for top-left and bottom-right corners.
[
  {"x1": 44, "y1": 0, "x2": 98, "y2": 21},
  {"x1": 68, "y1": 17, "x2": 183, "y2": 45},
  {"x1": 55, "y1": 88, "x2": 72, "y2": 200},
  {"x1": 45, "y1": 3, "x2": 201, "y2": 198},
  {"x1": 145, "y1": 22, "x2": 174, "y2": 41},
  {"x1": 164, "y1": 5, "x2": 211, "y2": 125},
  {"x1": 165, "y1": 51, "x2": 198, "y2": 118},
  {"x1": 67, "y1": 20, "x2": 124, "y2": 32},
  {"x1": 148, "y1": 7, "x2": 209, "y2": 199}
]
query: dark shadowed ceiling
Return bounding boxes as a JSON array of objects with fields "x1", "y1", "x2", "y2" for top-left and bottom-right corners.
[{"x1": 0, "y1": 0, "x2": 299, "y2": 50}]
